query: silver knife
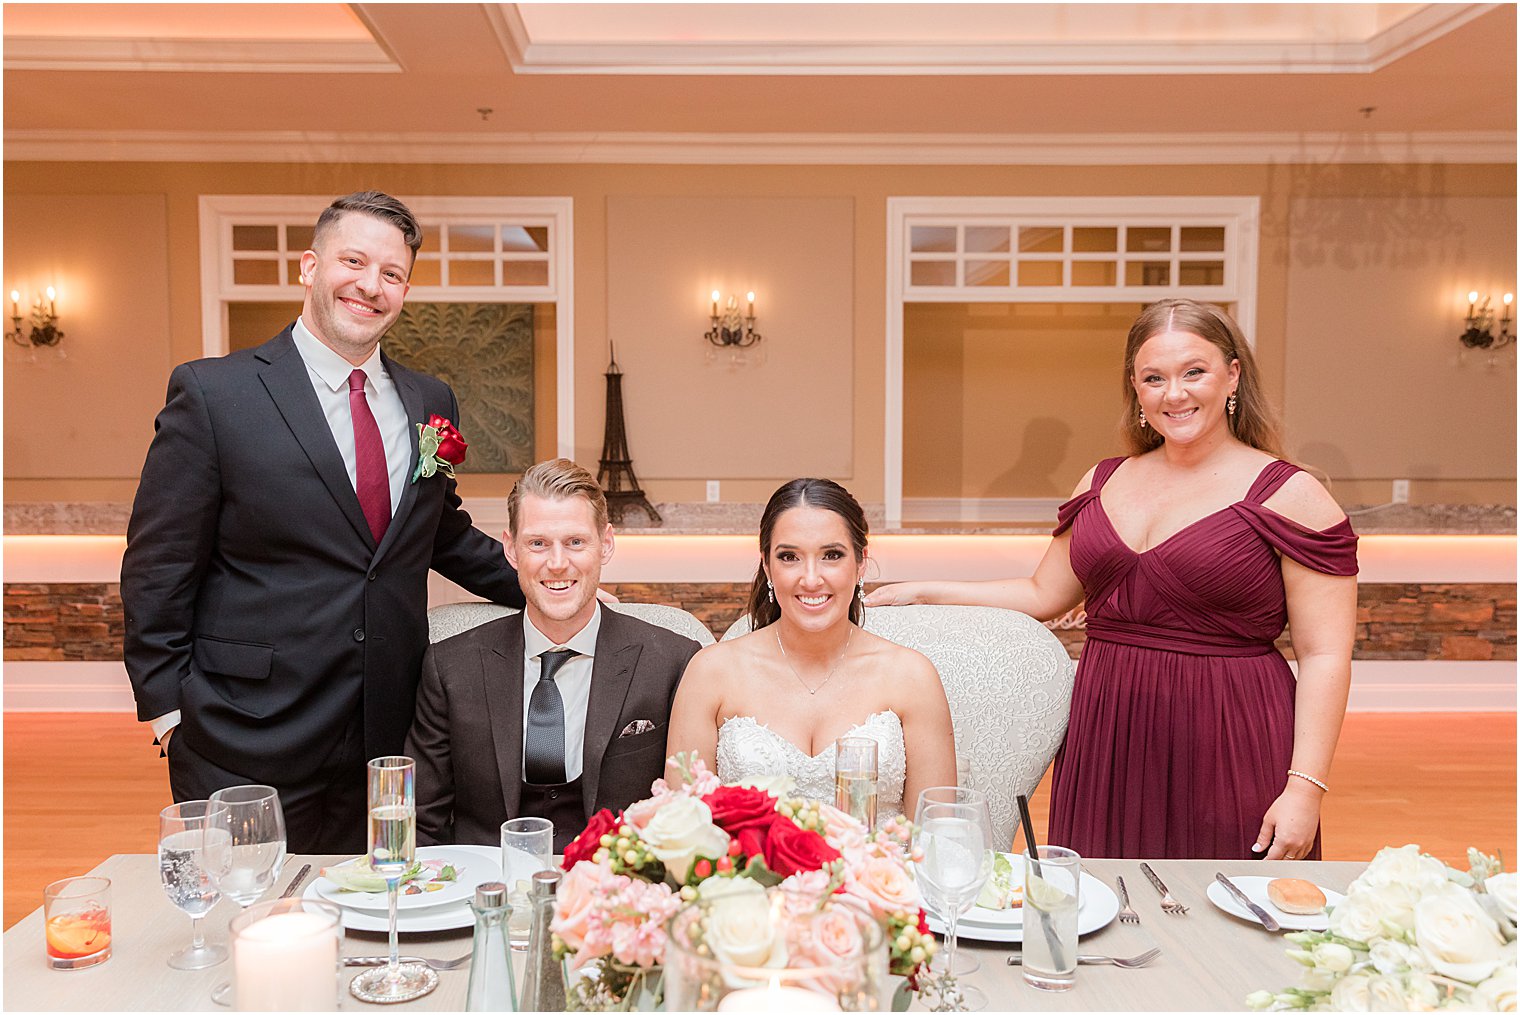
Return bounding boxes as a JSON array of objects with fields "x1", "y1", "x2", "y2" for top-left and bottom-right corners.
[
  {"x1": 1214, "y1": 872, "x2": 1280, "y2": 931},
  {"x1": 280, "y1": 863, "x2": 312, "y2": 899}
]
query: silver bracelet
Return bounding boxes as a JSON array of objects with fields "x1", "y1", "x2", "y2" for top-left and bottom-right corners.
[{"x1": 1287, "y1": 769, "x2": 1329, "y2": 793}]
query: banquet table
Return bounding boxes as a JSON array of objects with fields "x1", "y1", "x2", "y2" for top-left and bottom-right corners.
[{"x1": 4, "y1": 855, "x2": 1362, "y2": 1011}]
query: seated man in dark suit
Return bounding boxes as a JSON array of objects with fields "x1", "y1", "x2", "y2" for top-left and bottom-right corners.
[{"x1": 407, "y1": 458, "x2": 701, "y2": 852}]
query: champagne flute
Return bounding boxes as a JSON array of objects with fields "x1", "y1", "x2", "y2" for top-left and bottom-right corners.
[
  {"x1": 914, "y1": 787, "x2": 993, "y2": 1009},
  {"x1": 835, "y1": 736, "x2": 879, "y2": 829},
  {"x1": 350, "y1": 756, "x2": 436, "y2": 1003},
  {"x1": 159, "y1": 800, "x2": 229, "y2": 970},
  {"x1": 204, "y1": 785, "x2": 286, "y2": 1006}
]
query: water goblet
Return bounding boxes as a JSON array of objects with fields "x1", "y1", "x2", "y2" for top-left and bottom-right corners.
[
  {"x1": 913, "y1": 786, "x2": 993, "y2": 1008},
  {"x1": 349, "y1": 756, "x2": 437, "y2": 1003},
  {"x1": 159, "y1": 800, "x2": 229, "y2": 970},
  {"x1": 204, "y1": 785, "x2": 286, "y2": 1006}
]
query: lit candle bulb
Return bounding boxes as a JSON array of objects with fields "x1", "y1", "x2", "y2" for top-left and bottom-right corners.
[
  {"x1": 1469, "y1": 291, "x2": 1481, "y2": 304},
  {"x1": 9, "y1": 290, "x2": 18, "y2": 317},
  {"x1": 746, "y1": 291, "x2": 755, "y2": 316},
  {"x1": 45, "y1": 286, "x2": 56, "y2": 315},
  {"x1": 1505, "y1": 293, "x2": 1514, "y2": 306},
  {"x1": 711, "y1": 290, "x2": 720, "y2": 317}
]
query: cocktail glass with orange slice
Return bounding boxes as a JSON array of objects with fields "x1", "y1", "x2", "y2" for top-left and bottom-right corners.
[{"x1": 43, "y1": 876, "x2": 112, "y2": 969}]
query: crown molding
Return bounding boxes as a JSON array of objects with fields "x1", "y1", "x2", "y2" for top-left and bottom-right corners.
[
  {"x1": 4, "y1": 129, "x2": 1514, "y2": 166},
  {"x1": 2, "y1": 36, "x2": 399, "y2": 73},
  {"x1": 491, "y1": 3, "x2": 1498, "y2": 76}
]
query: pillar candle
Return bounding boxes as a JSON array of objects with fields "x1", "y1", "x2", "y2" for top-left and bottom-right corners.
[{"x1": 233, "y1": 911, "x2": 339, "y2": 1011}]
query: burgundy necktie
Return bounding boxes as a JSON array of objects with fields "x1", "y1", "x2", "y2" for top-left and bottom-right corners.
[{"x1": 347, "y1": 368, "x2": 391, "y2": 545}]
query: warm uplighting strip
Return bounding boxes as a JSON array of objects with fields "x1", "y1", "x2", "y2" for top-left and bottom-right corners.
[{"x1": 3, "y1": 534, "x2": 1513, "y2": 585}]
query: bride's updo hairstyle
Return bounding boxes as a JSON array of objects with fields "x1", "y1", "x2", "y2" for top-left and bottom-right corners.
[
  {"x1": 746, "y1": 478, "x2": 869, "y2": 631},
  {"x1": 1121, "y1": 298, "x2": 1283, "y2": 458}
]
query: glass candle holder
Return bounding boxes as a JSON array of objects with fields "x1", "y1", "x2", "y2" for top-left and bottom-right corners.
[
  {"x1": 663, "y1": 892, "x2": 886, "y2": 1011},
  {"x1": 230, "y1": 898, "x2": 343, "y2": 1011}
]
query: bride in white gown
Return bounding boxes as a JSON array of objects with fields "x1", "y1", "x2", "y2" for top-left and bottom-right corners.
[{"x1": 666, "y1": 478, "x2": 955, "y2": 822}]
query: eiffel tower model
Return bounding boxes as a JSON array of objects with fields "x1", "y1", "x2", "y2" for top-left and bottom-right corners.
[{"x1": 597, "y1": 344, "x2": 662, "y2": 526}]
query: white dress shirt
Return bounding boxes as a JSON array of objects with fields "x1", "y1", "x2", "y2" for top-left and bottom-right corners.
[
  {"x1": 150, "y1": 322, "x2": 414, "y2": 742},
  {"x1": 520, "y1": 606, "x2": 603, "y2": 783}
]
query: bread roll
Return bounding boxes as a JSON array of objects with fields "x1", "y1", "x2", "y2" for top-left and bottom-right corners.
[{"x1": 1267, "y1": 877, "x2": 1326, "y2": 915}]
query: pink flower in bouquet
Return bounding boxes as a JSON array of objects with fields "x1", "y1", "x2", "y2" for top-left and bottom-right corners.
[
  {"x1": 606, "y1": 878, "x2": 682, "y2": 968},
  {"x1": 843, "y1": 855, "x2": 922, "y2": 918},
  {"x1": 550, "y1": 860, "x2": 604, "y2": 956},
  {"x1": 622, "y1": 788, "x2": 678, "y2": 832},
  {"x1": 814, "y1": 801, "x2": 868, "y2": 862}
]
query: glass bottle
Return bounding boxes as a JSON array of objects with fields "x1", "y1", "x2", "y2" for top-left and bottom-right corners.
[
  {"x1": 520, "y1": 870, "x2": 566, "y2": 1012},
  {"x1": 466, "y1": 881, "x2": 517, "y2": 1012}
]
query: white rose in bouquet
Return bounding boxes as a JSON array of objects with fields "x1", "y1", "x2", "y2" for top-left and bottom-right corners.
[
  {"x1": 726, "y1": 773, "x2": 796, "y2": 797},
  {"x1": 1487, "y1": 873, "x2": 1518, "y2": 925},
  {"x1": 699, "y1": 876, "x2": 788, "y2": 970},
  {"x1": 1369, "y1": 938, "x2": 1432, "y2": 976},
  {"x1": 1330, "y1": 972, "x2": 1373, "y2": 1011},
  {"x1": 1332, "y1": 892, "x2": 1398, "y2": 944},
  {"x1": 1365, "y1": 970, "x2": 1440, "y2": 1011},
  {"x1": 1313, "y1": 941, "x2": 1357, "y2": 974},
  {"x1": 1415, "y1": 882, "x2": 1509, "y2": 984},
  {"x1": 641, "y1": 795, "x2": 732, "y2": 883},
  {"x1": 1473, "y1": 963, "x2": 1518, "y2": 1012},
  {"x1": 1360, "y1": 845, "x2": 1452, "y2": 897}
]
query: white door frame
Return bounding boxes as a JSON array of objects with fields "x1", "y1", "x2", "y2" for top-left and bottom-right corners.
[
  {"x1": 198, "y1": 194, "x2": 575, "y2": 457},
  {"x1": 884, "y1": 195, "x2": 1260, "y2": 527}
]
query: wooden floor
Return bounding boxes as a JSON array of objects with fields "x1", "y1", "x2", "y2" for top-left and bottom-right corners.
[{"x1": 4, "y1": 711, "x2": 1515, "y2": 929}]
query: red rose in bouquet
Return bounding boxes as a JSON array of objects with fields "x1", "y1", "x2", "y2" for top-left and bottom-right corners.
[
  {"x1": 703, "y1": 785, "x2": 778, "y2": 837},
  {"x1": 427, "y1": 414, "x2": 468, "y2": 465},
  {"x1": 563, "y1": 807, "x2": 620, "y2": 868},
  {"x1": 761, "y1": 813, "x2": 840, "y2": 878}
]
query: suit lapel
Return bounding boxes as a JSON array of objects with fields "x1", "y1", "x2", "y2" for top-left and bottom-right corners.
[
  {"x1": 256, "y1": 329, "x2": 372, "y2": 547},
  {"x1": 482, "y1": 615, "x2": 527, "y2": 818},
  {"x1": 375, "y1": 351, "x2": 423, "y2": 563},
  {"x1": 582, "y1": 614, "x2": 643, "y2": 819}
]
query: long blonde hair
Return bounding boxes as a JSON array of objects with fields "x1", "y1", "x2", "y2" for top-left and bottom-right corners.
[{"x1": 1120, "y1": 299, "x2": 1283, "y2": 457}]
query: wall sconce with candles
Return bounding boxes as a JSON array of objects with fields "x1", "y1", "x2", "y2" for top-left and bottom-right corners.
[
  {"x1": 1459, "y1": 289, "x2": 1513, "y2": 352},
  {"x1": 704, "y1": 290, "x2": 761, "y2": 352},
  {"x1": 8, "y1": 287, "x2": 65, "y2": 349}
]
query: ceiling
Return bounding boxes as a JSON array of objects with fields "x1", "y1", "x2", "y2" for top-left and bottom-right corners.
[{"x1": 4, "y1": 3, "x2": 1514, "y2": 164}]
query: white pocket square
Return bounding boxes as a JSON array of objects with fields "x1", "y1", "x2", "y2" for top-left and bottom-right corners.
[{"x1": 618, "y1": 719, "x2": 656, "y2": 738}]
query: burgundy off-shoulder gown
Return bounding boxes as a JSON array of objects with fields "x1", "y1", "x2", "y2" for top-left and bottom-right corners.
[{"x1": 1047, "y1": 457, "x2": 1359, "y2": 859}]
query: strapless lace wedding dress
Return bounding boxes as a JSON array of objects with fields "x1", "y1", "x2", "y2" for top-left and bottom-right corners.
[{"x1": 715, "y1": 709, "x2": 908, "y2": 822}]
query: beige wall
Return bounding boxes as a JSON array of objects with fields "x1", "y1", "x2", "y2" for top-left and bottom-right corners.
[{"x1": 3, "y1": 160, "x2": 1513, "y2": 508}]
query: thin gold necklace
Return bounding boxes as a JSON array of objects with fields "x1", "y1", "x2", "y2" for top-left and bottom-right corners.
[{"x1": 775, "y1": 624, "x2": 854, "y2": 696}]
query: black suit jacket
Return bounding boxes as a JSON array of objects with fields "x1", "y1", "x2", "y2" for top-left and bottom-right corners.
[
  {"x1": 406, "y1": 609, "x2": 699, "y2": 847},
  {"x1": 121, "y1": 327, "x2": 524, "y2": 785}
]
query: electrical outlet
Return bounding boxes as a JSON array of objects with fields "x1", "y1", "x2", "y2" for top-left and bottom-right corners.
[
  {"x1": 706, "y1": 480, "x2": 720, "y2": 503},
  {"x1": 1392, "y1": 479, "x2": 1410, "y2": 504}
]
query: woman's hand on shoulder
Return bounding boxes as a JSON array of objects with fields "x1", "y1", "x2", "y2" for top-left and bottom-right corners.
[{"x1": 1263, "y1": 470, "x2": 1348, "y2": 531}]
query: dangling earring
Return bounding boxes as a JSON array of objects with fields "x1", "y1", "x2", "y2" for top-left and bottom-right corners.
[
  {"x1": 766, "y1": 579, "x2": 774, "y2": 604},
  {"x1": 857, "y1": 577, "x2": 866, "y2": 602},
  {"x1": 1138, "y1": 408, "x2": 1148, "y2": 429},
  {"x1": 1227, "y1": 393, "x2": 1237, "y2": 416}
]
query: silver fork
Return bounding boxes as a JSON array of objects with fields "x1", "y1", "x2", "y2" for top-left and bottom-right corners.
[
  {"x1": 1008, "y1": 947, "x2": 1161, "y2": 968},
  {"x1": 344, "y1": 953, "x2": 471, "y2": 971},
  {"x1": 1115, "y1": 876, "x2": 1141, "y2": 924},
  {"x1": 1140, "y1": 862, "x2": 1189, "y2": 915}
]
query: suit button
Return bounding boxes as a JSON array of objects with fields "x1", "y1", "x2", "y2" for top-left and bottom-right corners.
[
  {"x1": 549, "y1": 790, "x2": 559, "y2": 800},
  {"x1": 367, "y1": 572, "x2": 377, "y2": 582},
  {"x1": 354, "y1": 628, "x2": 365, "y2": 642}
]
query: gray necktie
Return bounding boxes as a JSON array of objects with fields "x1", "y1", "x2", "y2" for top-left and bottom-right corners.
[{"x1": 524, "y1": 649, "x2": 576, "y2": 785}]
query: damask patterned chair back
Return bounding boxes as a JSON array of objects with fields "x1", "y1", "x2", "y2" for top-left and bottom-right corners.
[
  {"x1": 427, "y1": 601, "x2": 716, "y2": 646},
  {"x1": 722, "y1": 605, "x2": 1075, "y2": 849}
]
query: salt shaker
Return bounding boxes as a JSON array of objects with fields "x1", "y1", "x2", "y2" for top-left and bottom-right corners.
[
  {"x1": 519, "y1": 870, "x2": 566, "y2": 1012},
  {"x1": 465, "y1": 881, "x2": 517, "y2": 1012}
]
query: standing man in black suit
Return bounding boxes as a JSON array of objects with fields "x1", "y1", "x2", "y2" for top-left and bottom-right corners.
[
  {"x1": 407, "y1": 459, "x2": 700, "y2": 853},
  {"x1": 122, "y1": 191, "x2": 524, "y2": 852}
]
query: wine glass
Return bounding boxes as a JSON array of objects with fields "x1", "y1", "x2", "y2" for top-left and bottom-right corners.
[
  {"x1": 158, "y1": 800, "x2": 229, "y2": 970},
  {"x1": 204, "y1": 785, "x2": 286, "y2": 1005},
  {"x1": 913, "y1": 786, "x2": 987, "y2": 979},
  {"x1": 914, "y1": 787, "x2": 993, "y2": 1011},
  {"x1": 350, "y1": 756, "x2": 436, "y2": 1003}
]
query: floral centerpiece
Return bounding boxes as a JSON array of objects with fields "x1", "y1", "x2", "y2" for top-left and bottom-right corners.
[
  {"x1": 550, "y1": 754, "x2": 937, "y2": 1010},
  {"x1": 1247, "y1": 846, "x2": 1516, "y2": 1012}
]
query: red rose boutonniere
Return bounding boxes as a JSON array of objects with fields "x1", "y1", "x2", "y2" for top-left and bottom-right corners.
[{"x1": 412, "y1": 414, "x2": 468, "y2": 483}]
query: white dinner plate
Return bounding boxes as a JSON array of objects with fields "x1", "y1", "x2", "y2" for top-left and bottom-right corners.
[
  {"x1": 308, "y1": 845, "x2": 543, "y2": 932},
  {"x1": 1206, "y1": 875, "x2": 1344, "y2": 932},
  {"x1": 316, "y1": 846, "x2": 496, "y2": 912},
  {"x1": 927, "y1": 868, "x2": 1119, "y2": 944}
]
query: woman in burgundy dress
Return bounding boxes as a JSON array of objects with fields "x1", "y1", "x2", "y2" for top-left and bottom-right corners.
[{"x1": 869, "y1": 299, "x2": 1357, "y2": 860}]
